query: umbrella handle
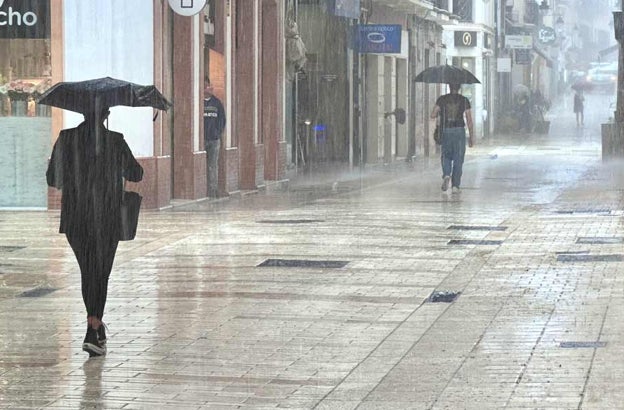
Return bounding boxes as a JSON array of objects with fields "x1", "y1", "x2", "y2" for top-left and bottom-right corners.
[{"x1": 153, "y1": 111, "x2": 159, "y2": 122}]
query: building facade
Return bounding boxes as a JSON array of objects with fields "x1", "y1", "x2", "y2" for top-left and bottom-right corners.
[
  {"x1": 2, "y1": 0, "x2": 588, "y2": 210},
  {"x1": 6, "y1": 0, "x2": 288, "y2": 210}
]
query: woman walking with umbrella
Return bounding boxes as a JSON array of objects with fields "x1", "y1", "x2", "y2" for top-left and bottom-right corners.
[
  {"x1": 41, "y1": 77, "x2": 170, "y2": 356},
  {"x1": 430, "y1": 83, "x2": 475, "y2": 192},
  {"x1": 46, "y1": 107, "x2": 143, "y2": 356}
]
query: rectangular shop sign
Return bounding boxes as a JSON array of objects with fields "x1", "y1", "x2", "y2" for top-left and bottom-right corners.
[
  {"x1": 0, "y1": 0, "x2": 50, "y2": 39},
  {"x1": 505, "y1": 35, "x2": 532, "y2": 49},
  {"x1": 454, "y1": 31, "x2": 477, "y2": 47},
  {"x1": 356, "y1": 24, "x2": 402, "y2": 54},
  {"x1": 329, "y1": 0, "x2": 360, "y2": 19}
]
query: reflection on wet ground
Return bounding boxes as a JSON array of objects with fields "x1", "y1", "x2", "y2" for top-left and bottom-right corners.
[{"x1": 1, "y1": 92, "x2": 624, "y2": 408}]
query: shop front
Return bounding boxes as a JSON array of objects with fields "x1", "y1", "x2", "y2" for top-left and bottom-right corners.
[
  {"x1": 443, "y1": 27, "x2": 494, "y2": 140},
  {"x1": 0, "y1": 0, "x2": 53, "y2": 208}
]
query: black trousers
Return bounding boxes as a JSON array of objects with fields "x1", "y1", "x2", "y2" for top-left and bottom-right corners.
[{"x1": 66, "y1": 232, "x2": 119, "y2": 319}]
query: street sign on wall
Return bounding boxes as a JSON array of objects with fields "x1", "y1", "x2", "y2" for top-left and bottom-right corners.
[
  {"x1": 497, "y1": 58, "x2": 512, "y2": 72},
  {"x1": 356, "y1": 24, "x2": 402, "y2": 54},
  {"x1": 537, "y1": 26, "x2": 556, "y2": 45}
]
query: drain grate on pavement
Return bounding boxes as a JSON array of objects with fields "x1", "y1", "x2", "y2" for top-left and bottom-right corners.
[
  {"x1": 257, "y1": 219, "x2": 324, "y2": 224},
  {"x1": 0, "y1": 246, "x2": 26, "y2": 252},
  {"x1": 448, "y1": 239, "x2": 503, "y2": 246},
  {"x1": 560, "y1": 341, "x2": 606, "y2": 348},
  {"x1": 557, "y1": 254, "x2": 624, "y2": 262},
  {"x1": 257, "y1": 259, "x2": 349, "y2": 268},
  {"x1": 427, "y1": 291, "x2": 461, "y2": 303},
  {"x1": 576, "y1": 237, "x2": 624, "y2": 244},
  {"x1": 448, "y1": 225, "x2": 507, "y2": 231},
  {"x1": 18, "y1": 287, "x2": 58, "y2": 298}
]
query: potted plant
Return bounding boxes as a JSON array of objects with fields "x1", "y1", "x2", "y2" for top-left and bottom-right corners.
[{"x1": 7, "y1": 80, "x2": 35, "y2": 116}]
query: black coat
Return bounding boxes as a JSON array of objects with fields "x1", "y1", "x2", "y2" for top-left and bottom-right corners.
[{"x1": 46, "y1": 121, "x2": 143, "y2": 239}]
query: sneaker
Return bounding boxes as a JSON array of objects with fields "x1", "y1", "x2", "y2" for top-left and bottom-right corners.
[
  {"x1": 83, "y1": 327, "x2": 106, "y2": 357},
  {"x1": 452, "y1": 186, "x2": 460, "y2": 193},
  {"x1": 441, "y1": 176, "x2": 450, "y2": 192},
  {"x1": 97, "y1": 324, "x2": 107, "y2": 345}
]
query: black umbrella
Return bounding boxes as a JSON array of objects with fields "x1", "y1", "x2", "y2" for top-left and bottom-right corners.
[
  {"x1": 37, "y1": 77, "x2": 171, "y2": 114},
  {"x1": 414, "y1": 64, "x2": 480, "y2": 84},
  {"x1": 571, "y1": 79, "x2": 592, "y2": 91}
]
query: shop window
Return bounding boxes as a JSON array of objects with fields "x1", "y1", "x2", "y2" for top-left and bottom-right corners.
[
  {"x1": 0, "y1": 0, "x2": 53, "y2": 118},
  {"x1": 0, "y1": 0, "x2": 53, "y2": 208}
]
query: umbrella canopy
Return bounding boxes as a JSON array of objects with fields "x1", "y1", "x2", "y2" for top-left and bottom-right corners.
[
  {"x1": 414, "y1": 64, "x2": 480, "y2": 84},
  {"x1": 37, "y1": 77, "x2": 171, "y2": 114},
  {"x1": 571, "y1": 79, "x2": 592, "y2": 91},
  {"x1": 513, "y1": 84, "x2": 530, "y2": 97}
]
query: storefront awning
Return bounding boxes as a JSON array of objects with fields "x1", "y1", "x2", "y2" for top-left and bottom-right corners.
[
  {"x1": 533, "y1": 46, "x2": 554, "y2": 68},
  {"x1": 599, "y1": 44, "x2": 618, "y2": 58},
  {"x1": 380, "y1": 0, "x2": 433, "y2": 14}
]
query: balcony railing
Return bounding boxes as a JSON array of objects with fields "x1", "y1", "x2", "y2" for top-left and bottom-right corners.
[{"x1": 433, "y1": 0, "x2": 449, "y2": 10}]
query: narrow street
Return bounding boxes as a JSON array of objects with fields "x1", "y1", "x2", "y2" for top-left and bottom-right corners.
[{"x1": 1, "y1": 92, "x2": 624, "y2": 409}]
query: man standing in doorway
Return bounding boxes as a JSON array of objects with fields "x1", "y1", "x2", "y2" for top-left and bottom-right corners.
[{"x1": 204, "y1": 77, "x2": 226, "y2": 197}]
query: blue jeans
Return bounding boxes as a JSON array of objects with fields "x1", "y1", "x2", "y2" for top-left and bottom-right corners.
[
  {"x1": 440, "y1": 127, "x2": 466, "y2": 188},
  {"x1": 206, "y1": 139, "x2": 220, "y2": 197}
]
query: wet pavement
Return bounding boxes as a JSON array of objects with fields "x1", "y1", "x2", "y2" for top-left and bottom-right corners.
[{"x1": 1, "y1": 92, "x2": 624, "y2": 409}]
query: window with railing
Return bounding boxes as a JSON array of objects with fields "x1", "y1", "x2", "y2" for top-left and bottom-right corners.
[
  {"x1": 453, "y1": 0, "x2": 473, "y2": 22},
  {"x1": 434, "y1": 0, "x2": 450, "y2": 10},
  {"x1": 524, "y1": 0, "x2": 539, "y2": 25}
]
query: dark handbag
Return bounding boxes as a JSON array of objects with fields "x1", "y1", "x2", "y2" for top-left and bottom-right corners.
[
  {"x1": 433, "y1": 125, "x2": 442, "y2": 145},
  {"x1": 120, "y1": 190, "x2": 142, "y2": 241}
]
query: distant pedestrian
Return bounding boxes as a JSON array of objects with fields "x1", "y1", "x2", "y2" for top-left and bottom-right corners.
[
  {"x1": 574, "y1": 90, "x2": 584, "y2": 127},
  {"x1": 516, "y1": 95, "x2": 532, "y2": 133},
  {"x1": 203, "y1": 77, "x2": 226, "y2": 197},
  {"x1": 46, "y1": 107, "x2": 143, "y2": 357},
  {"x1": 430, "y1": 83, "x2": 475, "y2": 193}
]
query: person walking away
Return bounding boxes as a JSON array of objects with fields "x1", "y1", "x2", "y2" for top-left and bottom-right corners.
[
  {"x1": 203, "y1": 77, "x2": 226, "y2": 197},
  {"x1": 574, "y1": 90, "x2": 584, "y2": 127},
  {"x1": 430, "y1": 83, "x2": 475, "y2": 193},
  {"x1": 46, "y1": 108, "x2": 143, "y2": 357}
]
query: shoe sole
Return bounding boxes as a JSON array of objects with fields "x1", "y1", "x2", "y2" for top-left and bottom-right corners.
[{"x1": 82, "y1": 342, "x2": 106, "y2": 357}]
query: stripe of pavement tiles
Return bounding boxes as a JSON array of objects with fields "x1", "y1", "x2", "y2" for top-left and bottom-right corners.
[{"x1": 164, "y1": 291, "x2": 423, "y2": 305}]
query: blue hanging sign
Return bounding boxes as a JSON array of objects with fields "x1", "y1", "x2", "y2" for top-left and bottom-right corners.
[{"x1": 356, "y1": 24, "x2": 402, "y2": 54}]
